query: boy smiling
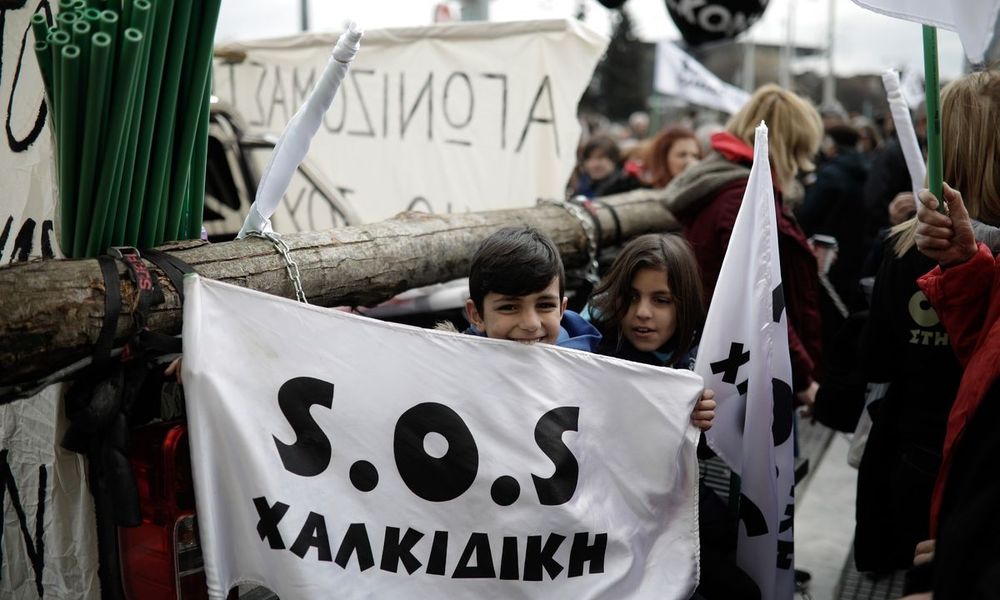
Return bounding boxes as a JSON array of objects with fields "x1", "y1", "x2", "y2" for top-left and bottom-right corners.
[{"x1": 464, "y1": 227, "x2": 602, "y2": 351}]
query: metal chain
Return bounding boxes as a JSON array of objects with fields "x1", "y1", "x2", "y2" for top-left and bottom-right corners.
[
  {"x1": 539, "y1": 197, "x2": 600, "y2": 285},
  {"x1": 248, "y1": 231, "x2": 309, "y2": 304}
]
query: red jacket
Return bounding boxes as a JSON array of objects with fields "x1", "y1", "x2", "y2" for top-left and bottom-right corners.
[
  {"x1": 917, "y1": 243, "x2": 1000, "y2": 534},
  {"x1": 667, "y1": 133, "x2": 823, "y2": 392}
]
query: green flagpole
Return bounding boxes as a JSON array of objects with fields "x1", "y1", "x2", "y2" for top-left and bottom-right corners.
[{"x1": 922, "y1": 25, "x2": 944, "y2": 211}]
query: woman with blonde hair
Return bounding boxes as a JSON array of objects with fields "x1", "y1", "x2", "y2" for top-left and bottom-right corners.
[{"x1": 663, "y1": 83, "x2": 825, "y2": 408}]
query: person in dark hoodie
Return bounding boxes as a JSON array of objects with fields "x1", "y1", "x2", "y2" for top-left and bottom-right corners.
[
  {"x1": 796, "y1": 123, "x2": 871, "y2": 304},
  {"x1": 570, "y1": 135, "x2": 644, "y2": 199},
  {"x1": 663, "y1": 83, "x2": 826, "y2": 411}
]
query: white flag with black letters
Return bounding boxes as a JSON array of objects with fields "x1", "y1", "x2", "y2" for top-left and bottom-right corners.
[
  {"x1": 695, "y1": 123, "x2": 795, "y2": 600},
  {"x1": 181, "y1": 275, "x2": 703, "y2": 600}
]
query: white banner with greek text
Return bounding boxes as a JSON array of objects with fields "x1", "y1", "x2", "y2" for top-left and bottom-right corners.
[
  {"x1": 181, "y1": 275, "x2": 702, "y2": 599},
  {"x1": 211, "y1": 20, "x2": 607, "y2": 232}
]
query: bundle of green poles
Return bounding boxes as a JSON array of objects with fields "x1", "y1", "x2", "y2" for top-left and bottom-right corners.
[{"x1": 33, "y1": 0, "x2": 222, "y2": 258}]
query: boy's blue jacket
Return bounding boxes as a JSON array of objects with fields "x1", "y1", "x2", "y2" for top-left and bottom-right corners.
[{"x1": 464, "y1": 310, "x2": 602, "y2": 352}]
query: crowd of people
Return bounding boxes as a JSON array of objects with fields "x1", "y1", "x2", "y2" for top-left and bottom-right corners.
[{"x1": 554, "y1": 68, "x2": 1000, "y2": 599}]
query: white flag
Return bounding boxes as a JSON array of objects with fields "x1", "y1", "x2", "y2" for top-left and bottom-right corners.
[
  {"x1": 696, "y1": 123, "x2": 795, "y2": 600},
  {"x1": 851, "y1": 0, "x2": 1000, "y2": 63},
  {"x1": 881, "y1": 69, "x2": 926, "y2": 204},
  {"x1": 654, "y1": 42, "x2": 750, "y2": 115},
  {"x1": 181, "y1": 275, "x2": 703, "y2": 600}
]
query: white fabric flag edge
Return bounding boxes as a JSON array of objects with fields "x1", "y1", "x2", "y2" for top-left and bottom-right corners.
[{"x1": 881, "y1": 69, "x2": 926, "y2": 208}]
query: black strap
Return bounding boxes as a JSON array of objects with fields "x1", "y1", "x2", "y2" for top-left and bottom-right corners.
[
  {"x1": 588, "y1": 198, "x2": 623, "y2": 248},
  {"x1": 142, "y1": 248, "x2": 196, "y2": 303},
  {"x1": 94, "y1": 255, "x2": 122, "y2": 363},
  {"x1": 111, "y1": 248, "x2": 164, "y2": 333}
]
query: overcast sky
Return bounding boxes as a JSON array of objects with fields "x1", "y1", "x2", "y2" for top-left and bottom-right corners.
[{"x1": 216, "y1": 0, "x2": 966, "y2": 80}]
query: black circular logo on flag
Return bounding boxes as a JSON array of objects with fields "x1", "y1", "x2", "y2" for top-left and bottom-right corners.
[{"x1": 665, "y1": 0, "x2": 769, "y2": 46}]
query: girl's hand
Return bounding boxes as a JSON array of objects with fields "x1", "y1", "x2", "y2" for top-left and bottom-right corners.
[
  {"x1": 692, "y1": 389, "x2": 716, "y2": 431},
  {"x1": 915, "y1": 184, "x2": 978, "y2": 267},
  {"x1": 165, "y1": 357, "x2": 183, "y2": 384},
  {"x1": 913, "y1": 539, "x2": 935, "y2": 567}
]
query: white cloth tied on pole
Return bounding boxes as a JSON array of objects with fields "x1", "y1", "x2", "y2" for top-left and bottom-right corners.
[
  {"x1": 881, "y1": 69, "x2": 926, "y2": 209},
  {"x1": 237, "y1": 23, "x2": 363, "y2": 239}
]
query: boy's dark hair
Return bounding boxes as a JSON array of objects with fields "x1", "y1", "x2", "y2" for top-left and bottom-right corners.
[
  {"x1": 468, "y1": 227, "x2": 565, "y2": 313},
  {"x1": 591, "y1": 233, "x2": 704, "y2": 364}
]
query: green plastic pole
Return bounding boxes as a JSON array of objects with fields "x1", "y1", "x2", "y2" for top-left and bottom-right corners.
[
  {"x1": 46, "y1": 30, "x2": 70, "y2": 132},
  {"x1": 82, "y1": 7, "x2": 101, "y2": 25},
  {"x1": 125, "y1": 0, "x2": 176, "y2": 246},
  {"x1": 164, "y1": 0, "x2": 221, "y2": 243},
  {"x1": 57, "y1": 44, "x2": 81, "y2": 254},
  {"x1": 110, "y1": 0, "x2": 152, "y2": 244},
  {"x1": 31, "y1": 13, "x2": 49, "y2": 45},
  {"x1": 85, "y1": 27, "x2": 142, "y2": 256},
  {"x1": 187, "y1": 73, "x2": 211, "y2": 239},
  {"x1": 33, "y1": 40, "x2": 55, "y2": 108},
  {"x1": 57, "y1": 0, "x2": 78, "y2": 16},
  {"x1": 73, "y1": 31, "x2": 113, "y2": 257},
  {"x1": 139, "y1": 0, "x2": 195, "y2": 247},
  {"x1": 55, "y1": 11, "x2": 78, "y2": 29},
  {"x1": 922, "y1": 25, "x2": 944, "y2": 212}
]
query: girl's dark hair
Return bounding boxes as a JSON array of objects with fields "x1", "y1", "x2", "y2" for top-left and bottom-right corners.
[
  {"x1": 591, "y1": 234, "x2": 704, "y2": 363},
  {"x1": 468, "y1": 227, "x2": 565, "y2": 313}
]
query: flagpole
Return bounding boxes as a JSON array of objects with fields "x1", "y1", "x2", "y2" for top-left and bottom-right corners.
[{"x1": 922, "y1": 25, "x2": 944, "y2": 208}]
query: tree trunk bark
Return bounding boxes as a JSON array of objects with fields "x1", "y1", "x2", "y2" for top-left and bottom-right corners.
[{"x1": 0, "y1": 190, "x2": 678, "y2": 387}]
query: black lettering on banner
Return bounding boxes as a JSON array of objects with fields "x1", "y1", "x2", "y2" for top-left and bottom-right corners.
[
  {"x1": 568, "y1": 532, "x2": 607, "y2": 577},
  {"x1": 39, "y1": 218, "x2": 52, "y2": 258},
  {"x1": 4, "y1": 2, "x2": 50, "y2": 153},
  {"x1": 10, "y1": 217, "x2": 35, "y2": 262},
  {"x1": 380, "y1": 526, "x2": 425, "y2": 574},
  {"x1": 524, "y1": 533, "x2": 565, "y2": 581},
  {"x1": 334, "y1": 523, "x2": 375, "y2": 571},
  {"x1": 273, "y1": 377, "x2": 335, "y2": 477},
  {"x1": 290, "y1": 511, "x2": 332, "y2": 561},
  {"x1": 426, "y1": 530, "x2": 448, "y2": 575},
  {"x1": 393, "y1": 402, "x2": 479, "y2": 502},
  {"x1": 777, "y1": 539, "x2": 794, "y2": 570},
  {"x1": 348, "y1": 69, "x2": 375, "y2": 137},
  {"x1": 779, "y1": 492, "x2": 793, "y2": 533},
  {"x1": 381, "y1": 72, "x2": 388, "y2": 137},
  {"x1": 291, "y1": 66, "x2": 316, "y2": 108},
  {"x1": 252, "y1": 496, "x2": 289, "y2": 549},
  {"x1": 0, "y1": 215, "x2": 13, "y2": 261},
  {"x1": 480, "y1": 72, "x2": 508, "y2": 149},
  {"x1": 452, "y1": 532, "x2": 496, "y2": 579},
  {"x1": 738, "y1": 493, "x2": 768, "y2": 537},
  {"x1": 406, "y1": 196, "x2": 433, "y2": 213},
  {"x1": 250, "y1": 60, "x2": 268, "y2": 126},
  {"x1": 443, "y1": 71, "x2": 472, "y2": 146},
  {"x1": 531, "y1": 406, "x2": 580, "y2": 505},
  {"x1": 772, "y1": 283, "x2": 785, "y2": 323},
  {"x1": 516, "y1": 75, "x2": 559, "y2": 156},
  {"x1": 772, "y1": 378, "x2": 793, "y2": 446},
  {"x1": 499, "y1": 536, "x2": 519, "y2": 580},
  {"x1": 267, "y1": 66, "x2": 290, "y2": 128},
  {"x1": 710, "y1": 341, "x2": 750, "y2": 395},
  {"x1": 400, "y1": 72, "x2": 433, "y2": 140},
  {"x1": 0, "y1": 450, "x2": 47, "y2": 597}
]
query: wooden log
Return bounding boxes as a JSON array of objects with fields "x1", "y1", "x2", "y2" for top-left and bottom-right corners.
[{"x1": 0, "y1": 189, "x2": 678, "y2": 387}]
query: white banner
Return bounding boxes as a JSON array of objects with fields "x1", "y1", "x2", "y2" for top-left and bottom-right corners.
[
  {"x1": 1, "y1": 385, "x2": 100, "y2": 600},
  {"x1": 850, "y1": 0, "x2": 1000, "y2": 63},
  {"x1": 654, "y1": 42, "x2": 750, "y2": 115},
  {"x1": 1, "y1": 1, "x2": 60, "y2": 262},
  {"x1": 696, "y1": 124, "x2": 795, "y2": 600},
  {"x1": 212, "y1": 20, "x2": 608, "y2": 230},
  {"x1": 182, "y1": 275, "x2": 703, "y2": 600}
]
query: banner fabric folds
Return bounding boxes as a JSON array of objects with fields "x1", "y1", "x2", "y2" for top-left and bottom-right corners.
[
  {"x1": 696, "y1": 123, "x2": 795, "y2": 600},
  {"x1": 181, "y1": 275, "x2": 703, "y2": 599}
]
